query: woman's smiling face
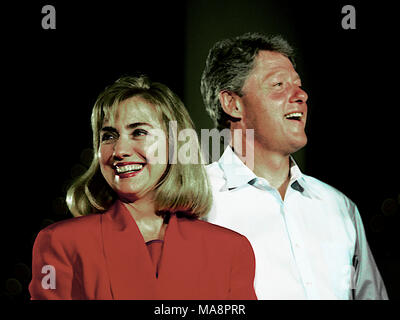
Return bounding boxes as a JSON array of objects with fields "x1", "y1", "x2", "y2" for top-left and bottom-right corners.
[{"x1": 98, "y1": 96, "x2": 168, "y2": 202}]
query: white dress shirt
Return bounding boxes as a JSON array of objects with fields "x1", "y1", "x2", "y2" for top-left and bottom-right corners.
[{"x1": 205, "y1": 146, "x2": 388, "y2": 300}]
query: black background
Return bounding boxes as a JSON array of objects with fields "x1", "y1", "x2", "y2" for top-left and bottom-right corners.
[{"x1": 1, "y1": 0, "x2": 399, "y2": 305}]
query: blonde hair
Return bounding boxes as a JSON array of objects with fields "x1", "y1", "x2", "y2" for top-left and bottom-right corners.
[{"x1": 66, "y1": 75, "x2": 212, "y2": 218}]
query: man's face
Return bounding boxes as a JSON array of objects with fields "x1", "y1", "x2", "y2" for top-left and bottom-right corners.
[{"x1": 239, "y1": 50, "x2": 308, "y2": 156}]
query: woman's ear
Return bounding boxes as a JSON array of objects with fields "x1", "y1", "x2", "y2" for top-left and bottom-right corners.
[{"x1": 218, "y1": 90, "x2": 243, "y2": 119}]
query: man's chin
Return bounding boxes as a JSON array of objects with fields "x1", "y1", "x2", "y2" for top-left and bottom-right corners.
[{"x1": 289, "y1": 136, "x2": 307, "y2": 154}]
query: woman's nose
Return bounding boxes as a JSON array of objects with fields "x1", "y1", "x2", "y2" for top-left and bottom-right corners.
[{"x1": 112, "y1": 137, "x2": 132, "y2": 160}]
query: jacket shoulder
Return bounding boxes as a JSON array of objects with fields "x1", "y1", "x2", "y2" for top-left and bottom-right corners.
[
  {"x1": 178, "y1": 217, "x2": 247, "y2": 244},
  {"x1": 178, "y1": 219, "x2": 255, "y2": 268},
  {"x1": 35, "y1": 214, "x2": 102, "y2": 244}
]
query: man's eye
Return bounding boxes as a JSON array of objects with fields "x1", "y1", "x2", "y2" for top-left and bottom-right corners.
[
  {"x1": 273, "y1": 82, "x2": 283, "y2": 87},
  {"x1": 133, "y1": 129, "x2": 148, "y2": 137}
]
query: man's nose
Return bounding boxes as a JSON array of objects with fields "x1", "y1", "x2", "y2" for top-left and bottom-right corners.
[{"x1": 290, "y1": 85, "x2": 308, "y2": 104}]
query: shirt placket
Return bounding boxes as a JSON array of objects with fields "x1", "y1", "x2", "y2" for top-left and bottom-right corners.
[
  {"x1": 282, "y1": 191, "x2": 319, "y2": 300},
  {"x1": 253, "y1": 178, "x2": 307, "y2": 298}
]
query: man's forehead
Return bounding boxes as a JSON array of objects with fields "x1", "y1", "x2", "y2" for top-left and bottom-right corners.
[
  {"x1": 254, "y1": 50, "x2": 295, "y2": 72},
  {"x1": 247, "y1": 50, "x2": 298, "y2": 82}
]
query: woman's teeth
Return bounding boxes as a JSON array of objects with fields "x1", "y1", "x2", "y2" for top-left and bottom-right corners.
[{"x1": 116, "y1": 164, "x2": 144, "y2": 174}]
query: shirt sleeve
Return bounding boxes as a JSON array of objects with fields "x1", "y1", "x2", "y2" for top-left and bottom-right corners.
[
  {"x1": 228, "y1": 235, "x2": 258, "y2": 300},
  {"x1": 351, "y1": 205, "x2": 389, "y2": 300},
  {"x1": 29, "y1": 227, "x2": 76, "y2": 300}
]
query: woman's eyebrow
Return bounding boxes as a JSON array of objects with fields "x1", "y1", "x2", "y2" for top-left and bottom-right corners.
[
  {"x1": 101, "y1": 122, "x2": 153, "y2": 133},
  {"x1": 101, "y1": 126, "x2": 117, "y2": 133},
  {"x1": 126, "y1": 122, "x2": 153, "y2": 129}
]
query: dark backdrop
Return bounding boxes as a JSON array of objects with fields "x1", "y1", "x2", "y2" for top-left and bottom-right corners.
[{"x1": 1, "y1": 0, "x2": 398, "y2": 302}]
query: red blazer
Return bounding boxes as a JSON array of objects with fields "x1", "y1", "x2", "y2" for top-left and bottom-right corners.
[{"x1": 29, "y1": 200, "x2": 257, "y2": 300}]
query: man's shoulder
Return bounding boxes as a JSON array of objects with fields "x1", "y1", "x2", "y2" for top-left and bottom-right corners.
[
  {"x1": 302, "y1": 173, "x2": 342, "y2": 194},
  {"x1": 302, "y1": 173, "x2": 356, "y2": 208}
]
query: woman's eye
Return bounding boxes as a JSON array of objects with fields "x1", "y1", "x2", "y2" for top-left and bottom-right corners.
[
  {"x1": 133, "y1": 129, "x2": 148, "y2": 137},
  {"x1": 101, "y1": 133, "x2": 115, "y2": 142}
]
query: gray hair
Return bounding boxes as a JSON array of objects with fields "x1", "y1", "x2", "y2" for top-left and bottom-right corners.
[{"x1": 200, "y1": 32, "x2": 295, "y2": 130}]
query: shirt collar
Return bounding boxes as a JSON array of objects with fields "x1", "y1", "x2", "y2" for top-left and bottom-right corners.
[
  {"x1": 288, "y1": 157, "x2": 321, "y2": 199},
  {"x1": 218, "y1": 146, "x2": 318, "y2": 198},
  {"x1": 218, "y1": 146, "x2": 257, "y2": 190}
]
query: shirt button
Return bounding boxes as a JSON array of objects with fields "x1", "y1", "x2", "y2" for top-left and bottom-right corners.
[
  {"x1": 305, "y1": 282, "x2": 312, "y2": 286},
  {"x1": 295, "y1": 243, "x2": 300, "y2": 248}
]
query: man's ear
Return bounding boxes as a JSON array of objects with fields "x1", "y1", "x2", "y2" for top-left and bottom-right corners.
[{"x1": 218, "y1": 90, "x2": 243, "y2": 119}]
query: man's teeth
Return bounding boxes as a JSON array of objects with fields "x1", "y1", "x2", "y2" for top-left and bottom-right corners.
[
  {"x1": 116, "y1": 164, "x2": 144, "y2": 174},
  {"x1": 285, "y1": 112, "x2": 303, "y2": 119}
]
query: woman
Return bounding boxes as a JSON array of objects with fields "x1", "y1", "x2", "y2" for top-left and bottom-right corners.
[{"x1": 29, "y1": 75, "x2": 257, "y2": 300}]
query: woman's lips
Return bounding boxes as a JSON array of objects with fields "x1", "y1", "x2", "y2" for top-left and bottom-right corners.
[{"x1": 116, "y1": 169, "x2": 144, "y2": 179}]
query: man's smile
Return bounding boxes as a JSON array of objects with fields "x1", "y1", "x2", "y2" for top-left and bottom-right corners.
[{"x1": 284, "y1": 112, "x2": 303, "y2": 121}]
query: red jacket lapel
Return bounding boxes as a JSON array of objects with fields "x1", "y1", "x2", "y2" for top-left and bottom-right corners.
[
  {"x1": 100, "y1": 201, "x2": 214, "y2": 299},
  {"x1": 156, "y1": 215, "x2": 207, "y2": 299},
  {"x1": 100, "y1": 200, "x2": 156, "y2": 299}
]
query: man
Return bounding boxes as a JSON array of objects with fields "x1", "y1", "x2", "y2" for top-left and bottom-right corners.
[{"x1": 200, "y1": 32, "x2": 388, "y2": 300}]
